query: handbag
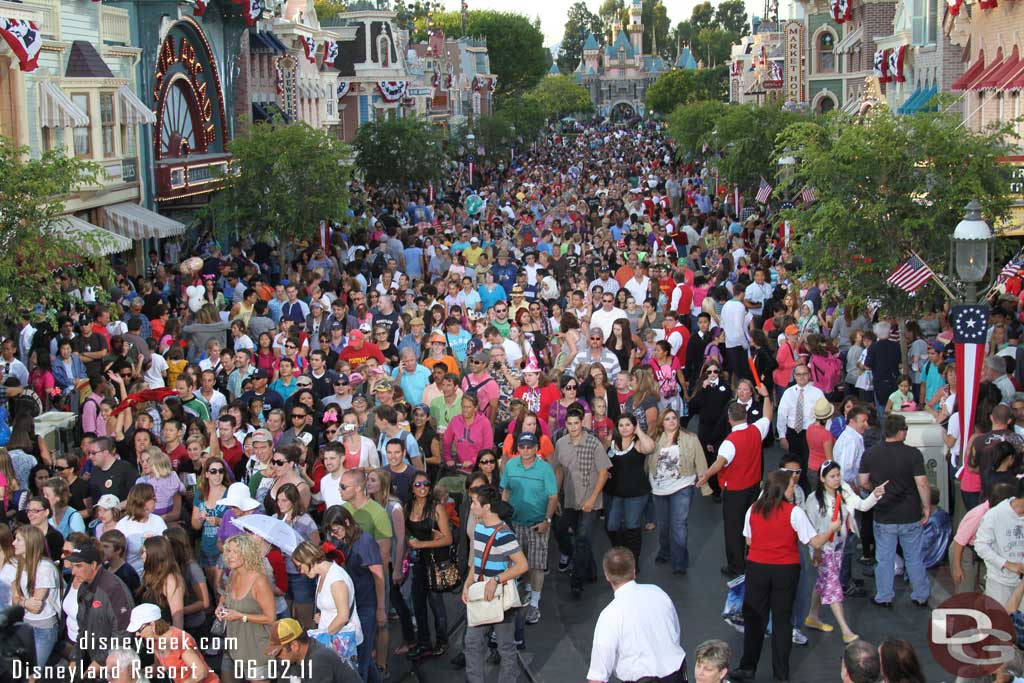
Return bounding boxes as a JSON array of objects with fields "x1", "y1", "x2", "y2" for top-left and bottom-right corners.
[
  {"x1": 426, "y1": 545, "x2": 462, "y2": 593},
  {"x1": 466, "y1": 526, "x2": 511, "y2": 627}
]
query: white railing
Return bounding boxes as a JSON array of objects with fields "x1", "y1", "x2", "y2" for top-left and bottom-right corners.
[
  {"x1": 100, "y1": 6, "x2": 131, "y2": 45},
  {"x1": 2, "y1": 0, "x2": 52, "y2": 38}
]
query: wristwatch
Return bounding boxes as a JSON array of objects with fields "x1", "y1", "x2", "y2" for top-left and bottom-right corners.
[
  {"x1": 545, "y1": 518, "x2": 552, "y2": 524},
  {"x1": 242, "y1": 614, "x2": 248, "y2": 623}
]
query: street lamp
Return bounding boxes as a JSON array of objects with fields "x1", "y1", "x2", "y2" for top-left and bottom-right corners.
[{"x1": 952, "y1": 199, "x2": 994, "y2": 302}]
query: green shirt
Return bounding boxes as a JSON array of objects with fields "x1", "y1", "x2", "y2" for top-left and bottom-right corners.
[
  {"x1": 500, "y1": 456, "x2": 558, "y2": 526},
  {"x1": 343, "y1": 500, "x2": 393, "y2": 540},
  {"x1": 430, "y1": 394, "x2": 462, "y2": 431}
]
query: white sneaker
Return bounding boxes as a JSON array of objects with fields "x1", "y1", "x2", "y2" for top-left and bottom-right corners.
[
  {"x1": 525, "y1": 605, "x2": 541, "y2": 625},
  {"x1": 792, "y1": 628, "x2": 808, "y2": 646}
]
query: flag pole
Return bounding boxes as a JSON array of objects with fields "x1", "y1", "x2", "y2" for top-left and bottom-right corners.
[{"x1": 910, "y1": 251, "x2": 958, "y2": 301}]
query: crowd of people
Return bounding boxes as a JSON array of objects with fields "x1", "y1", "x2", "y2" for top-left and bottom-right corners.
[{"x1": 0, "y1": 115, "x2": 1022, "y2": 683}]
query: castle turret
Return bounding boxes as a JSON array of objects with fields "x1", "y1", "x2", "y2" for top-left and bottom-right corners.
[{"x1": 628, "y1": 0, "x2": 643, "y2": 56}]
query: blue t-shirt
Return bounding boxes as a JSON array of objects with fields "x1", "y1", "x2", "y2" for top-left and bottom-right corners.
[
  {"x1": 478, "y1": 285, "x2": 507, "y2": 312},
  {"x1": 346, "y1": 531, "x2": 383, "y2": 615},
  {"x1": 921, "y1": 361, "x2": 945, "y2": 405},
  {"x1": 472, "y1": 522, "x2": 520, "y2": 578},
  {"x1": 447, "y1": 329, "x2": 472, "y2": 363},
  {"x1": 194, "y1": 492, "x2": 226, "y2": 559},
  {"x1": 393, "y1": 364, "x2": 432, "y2": 405},
  {"x1": 499, "y1": 457, "x2": 558, "y2": 526}
]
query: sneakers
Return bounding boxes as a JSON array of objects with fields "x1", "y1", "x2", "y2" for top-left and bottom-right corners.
[
  {"x1": 557, "y1": 555, "x2": 571, "y2": 572},
  {"x1": 525, "y1": 605, "x2": 541, "y2": 624},
  {"x1": 791, "y1": 628, "x2": 808, "y2": 646},
  {"x1": 844, "y1": 584, "x2": 867, "y2": 598}
]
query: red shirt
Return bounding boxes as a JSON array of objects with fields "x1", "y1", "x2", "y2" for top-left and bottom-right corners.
[
  {"x1": 165, "y1": 443, "x2": 188, "y2": 471},
  {"x1": 338, "y1": 341, "x2": 386, "y2": 369},
  {"x1": 267, "y1": 548, "x2": 288, "y2": 593},
  {"x1": 219, "y1": 438, "x2": 243, "y2": 471}
]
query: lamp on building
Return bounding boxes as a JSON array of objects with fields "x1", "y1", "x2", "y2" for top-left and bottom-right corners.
[{"x1": 951, "y1": 199, "x2": 994, "y2": 302}]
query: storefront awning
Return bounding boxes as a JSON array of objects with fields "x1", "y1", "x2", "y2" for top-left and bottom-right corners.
[
  {"x1": 897, "y1": 86, "x2": 923, "y2": 114},
  {"x1": 51, "y1": 215, "x2": 133, "y2": 256},
  {"x1": 39, "y1": 81, "x2": 89, "y2": 128},
  {"x1": 981, "y1": 50, "x2": 1020, "y2": 89},
  {"x1": 104, "y1": 202, "x2": 186, "y2": 239},
  {"x1": 952, "y1": 56, "x2": 988, "y2": 91},
  {"x1": 967, "y1": 53, "x2": 1006, "y2": 91},
  {"x1": 264, "y1": 32, "x2": 288, "y2": 53},
  {"x1": 117, "y1": 84, "x2": 156, "y2": 125},
  {"x1": 250, "y1": 31, "x2": 287, "y2": 55},
  {"x1": 899, "y1": 85, "x2": 938, "y2": 114}
]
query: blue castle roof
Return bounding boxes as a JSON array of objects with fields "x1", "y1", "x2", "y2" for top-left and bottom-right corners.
[
  {"x1": 583, "y1": 32, "x2": 600, "y2": 50},
  {"x1": 676, "y1": 46, "x2": 697, "y2": 70},
  {"x1": 606, "y1": 30, "x2": 635, "y2": 58}
]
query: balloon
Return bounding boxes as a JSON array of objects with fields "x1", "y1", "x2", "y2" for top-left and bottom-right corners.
[{"x1": 465, "y1": 194, "x2": 483, "y2": 216}]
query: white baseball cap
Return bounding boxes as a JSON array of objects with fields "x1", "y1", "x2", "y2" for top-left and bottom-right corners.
[{"x1": 127, "y1": 603, "x2": 162, "y2": 633}]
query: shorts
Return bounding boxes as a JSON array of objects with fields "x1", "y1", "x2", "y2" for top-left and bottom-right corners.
[
  {"x1": 288, "y1": 571, "x2": 317, "y2": 604},
  {"x1": 512, "y1": 523, "x2": 550, "y2": 572},
  {"x1": 199, "y1": 550, "x2": 220, "y2": 568}
]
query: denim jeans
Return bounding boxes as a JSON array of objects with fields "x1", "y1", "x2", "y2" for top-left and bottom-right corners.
[
  {"x1": 792, "y1": 544, "x2": 814, "y2": 628},
  {"x1": 32, "y1": 621, "x2": 60, "y2": 668},
  {"x1": 653, "y1": 487, "x2": 694, "y2": 572},
  {"x1": 554, "y1": 508, "x2": 599, "y2": 583},
  {"x1": 873, "y1": 521, "x2": 931, "y2": 603},
  {"x1": 356, "y1": 607, "x2": 381, "y2": 683},
  {"x1": 411, "y1": 560, "x2": 448, "y2": 647},
  {"x1": 606, "y1": 495, "x2": 647, "y2": 531}
]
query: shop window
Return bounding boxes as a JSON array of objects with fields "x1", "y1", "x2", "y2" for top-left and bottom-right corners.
[
  {"x1": 72, "y1": 94, "x2": 91, "y2": 157},
  {"x1": 101, "y1": 93, "x2": 116, "y2": 157},
  {"x1": 818, "y1": 33, "x2": 835, "y2": 73}
]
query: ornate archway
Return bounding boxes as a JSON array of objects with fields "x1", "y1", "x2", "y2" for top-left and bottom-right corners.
[{"x1": 610, "y1": 101, "x2": 636, "y2": 121}]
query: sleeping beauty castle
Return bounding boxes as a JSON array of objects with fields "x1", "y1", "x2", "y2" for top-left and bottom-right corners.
[{"x1": 574, "y1": 0, "x2": 672, "y2": 120}]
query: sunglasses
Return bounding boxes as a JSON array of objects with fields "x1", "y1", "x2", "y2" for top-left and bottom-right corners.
[
  {"x1": 286, "y1": 344, "x2": 297, "y2": 349},
  {"x1": 271, "y1": 459, "x2": 288, "y2": 466},
  {"x1": 413, "y1": 481, "x2": 431, "y2": 488},
  {"x1": 326, "y1": 428, "x2": 338, "y2": 434},
  {"x1": 564, "y1": 384, "x2": 577, "y2": 390},
  {"x1": 208, "y1": 467, "x2": 225, "y2": 474},
  {"x1": 291, "y1": 414, "x2": 305, "y2": 419},
  {"x1": 478, "y1": 459, "x2": 496, "y2": 465},
  {"x1": 26, "y1": 508, "x2": 46, "y2": 514},
  {"x1": 707, "y1": 370, "x2": 720, "y2": 375},
  {"x1": 56, "y1": 465, "x2": 74, "y2": 471}
]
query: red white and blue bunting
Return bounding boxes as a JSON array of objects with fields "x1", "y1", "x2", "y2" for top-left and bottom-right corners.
[
  {"x1": 445, "y1": 63, "x2": 454, "y2": 89},
  {"x1": 830, "y1": 0, "x2": 851, "y2": 24},
  {"x1": 873, "y1": 49, "x2": 888, "y2": 82},
  {"x1": 432, "y1": 64, "x2": 441, "y2": 88},
  {"x1": 300, "y1": 35, "x2": 317, "y2": 64},
  {"x1": 489, "y1": 76, "x2": 496, "y2": 92},
  {"x1": 323, "y1": 41, "x2": 338, "y2": 67},
  {"x1": 947, "y1": 0, "x2": 962, "y2": 15},
  {"x1": 0, "y1": 18, "x2": 42, "y2": 72},
  {"x1": 194, "y1": 0, "x2": 207, "y2": 15},
  {"x1": 377, "y1": 80, "x2": 407, "y2": 102},
  {"x1": 336, "y1": 80, "x2": 352, "y2": 100},
  {"x1": 232, "y1": 0, "x2": 261, "y2": 26},
  {"x1": 874, "y1": 46, "x2": 906, "y2": 83}
]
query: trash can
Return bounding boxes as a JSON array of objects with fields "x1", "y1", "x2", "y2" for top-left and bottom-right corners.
[{"x1": 902, "y1": 411, "x2": 949, "y2": 513}]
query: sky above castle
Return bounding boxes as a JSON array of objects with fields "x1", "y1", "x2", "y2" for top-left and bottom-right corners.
[{"x1": 446, "y1": 0, "x2": 764, "y2": 46}]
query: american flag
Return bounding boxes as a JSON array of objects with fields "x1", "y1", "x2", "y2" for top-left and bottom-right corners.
[
  {"x1": 801, "y1": 186, "x2": 817, "y2": 204},
  {"x1": 755, "y1": 177, "x2": 773, "y2": 204},
  {"x1": 997, "y1": 247, "x2": 1024, "y2": 284},
  {"x1": 952, "y1": 304, "x2": 989, "y2": 471},
  {"x1": 886, "y1": 252, "x2": 935, "y2": 293}
]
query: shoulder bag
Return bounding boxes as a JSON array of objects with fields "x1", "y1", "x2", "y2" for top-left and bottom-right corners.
[{"x1": 465, "y1": 526, "x2": 521, "y2": 627}]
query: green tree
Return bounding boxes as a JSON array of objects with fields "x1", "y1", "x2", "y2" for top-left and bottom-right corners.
[
  {"x1": 694, "y1": 27, "x2": 735, "y2": 67},
  {"x1": 776, "y1": 110, "x2": 1017, "y2": 312},
  {"x1": 432, "y1": 10, "x2": 549, "y2": 97},
  {"x1": 0, "y1": 138, "x2": 115, "y2": 324},
  {"x1": 690, "y1": 1, "x2": 715, "y2": 30},
  {"x1": 496, "y1": 97, "x2": 548, "y2": 142},
  {"x1": 639, "y1": 0, "x2": 671, "y2": 58},
  {"x1": 208, "y1": 121, "x2": 351, "y2": 242},
  {"x1": 665, "y1": 99, "x2": 727, "y2": 155},
  {"x1": 715, "y1": 0, "x2": 750, "y2": 39},
  {"x1": 524, "y1": 74, "x2": 593, "y2": 119},
  {"x1": 598, "y1": 0, "x2": 624, "y2": 41},
  {"x1": 645, "y1": 66, "x2": 728, "y2": 115},
  {"x1": 352, "y1": 115, "x2": 447, "y2": 187},
  {"x1": 559, "y1": 2, "x2": 604, "y2": 74},
  {"x1": 714, "y1": 104, "x2": 806, "y2": 192},
  {"x1": 314, "y1": 0, "x2": 347, "y2": 23}
]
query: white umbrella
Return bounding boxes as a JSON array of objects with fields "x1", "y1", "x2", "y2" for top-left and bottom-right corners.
[{"x1": 233, "y1": 514, "x2": 305, "y2": 554}]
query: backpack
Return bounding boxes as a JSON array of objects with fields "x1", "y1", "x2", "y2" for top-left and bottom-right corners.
[
  {"x1": 810, "y1": 353, "x2": 843, "y2": 397},
  {"x1": 463, "y1": 374, "x2": 495, "y2": 398}
]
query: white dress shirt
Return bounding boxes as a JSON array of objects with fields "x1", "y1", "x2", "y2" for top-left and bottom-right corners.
[
  {"x1": 743, "y1": 505, "x2": 818, "y2": 543},
  {"x1": 624, "y1": 275, "x2": 650, "y2": 304},
  {"x1": 587, "y1": 580, "x2": 686, "y2": 682},
  {"x1": 833, "y1": 425, "x2": 865, "y2": 488},
  {"x1": 718, "y1": 418, "x2": 771, "y2": 463},
  {"x1": 720, "y1": 299, "x2": 750, "y2": 349},
  {"x1": 744, "y1": 281, "x2": 774, "y2": 316},
  {"x1": 775, "y1": 383, "x2": 825, "y2": 436}
]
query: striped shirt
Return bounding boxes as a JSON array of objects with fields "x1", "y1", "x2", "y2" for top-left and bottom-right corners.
[{"x1": 472, "y1": 522, "x2": 520, "y2": 579}]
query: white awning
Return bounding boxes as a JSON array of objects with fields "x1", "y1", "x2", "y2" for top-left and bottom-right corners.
[
  {"x1": 51, "y1": 216, "x2": 133, "y2": 256},
  {"x1": 842, "y1": 95, "x2": 862, "y2": 114},
  {"x1": 835, "y1": 26, "x2": 863, "y2": 55},
  {"x1": 39, "y1": 82, "x2": 89, "y2": 128},
  {"x1": 104, "y1": 202, "x2": 186, "y2": 239},
  {"x1": 118, "y1": 85, "x2": 156, "y2": 125}
]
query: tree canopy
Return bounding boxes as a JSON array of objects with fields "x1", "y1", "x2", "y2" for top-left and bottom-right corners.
[
  {"x1": 671, "y1": 0, "x2": 749, "y2": 67},
  {"x1": 207, "y1": 120, "x2": 351, "y2": 242},
  {"x1": 776, "y1": 109, "x2": 1017, "y2": 312},
  {"x1": 352, "y1": 115, "x2": 447, "y2": 188},
  {"x1": 644, "y1": 66, "x2": 728, "y2": 115},
  {"x1": 432, "y1": 10, "x2": 549, "y2": 97},
  {"x1": 524, "y1": 74, "x2": 593, "y2": 119},
  {"x1": 0, "y1": 138, "x2": 115, "y2": 324},
  {"x1": 558, "y1": 2, "x2": 604, "y2": 74}
]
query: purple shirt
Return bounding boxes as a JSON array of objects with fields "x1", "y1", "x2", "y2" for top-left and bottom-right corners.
[{"x1": 218, "y1": 508, "x2": 245, "y2": 543}]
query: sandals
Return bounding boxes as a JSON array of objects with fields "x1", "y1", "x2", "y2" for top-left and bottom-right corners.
[
  {"x1": 803, "y1": 617, "x2": 834, "y2": 633},
  {"x1": 843, "y1": 633, "x2": 860, "y2": 644}
]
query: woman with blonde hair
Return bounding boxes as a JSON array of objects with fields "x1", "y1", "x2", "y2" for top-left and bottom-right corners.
[
  {"x1": 216, "y1": 534, "x2": 276, "y2": 683},
  {"x1": 0, "y1": 524, "x2": 16, "y2": 607},
  {"x1": 42, "y1": 477, "x2": 86, "y2": 538},
  {"x1": 138, "y1": 446, "x2": 185, "y2": 524},
  {"x1": 0, "y1": 447, "x2": 19, "y2": 520},
  {"x1": 648, "y1": 408, "x2": 712, "y2": 575},
  {"x1": 139, "y1": 535, "x2": 185, "y2": 629},
  {"x1": 12, "y1": 525, "x2": 62, "y2": 667},
  {"x1": 624, "y1": 366, "x2": 660, "y2": 433},
  {"x1": 116, "y1": 483, "x2": 168, "y2": 575}
]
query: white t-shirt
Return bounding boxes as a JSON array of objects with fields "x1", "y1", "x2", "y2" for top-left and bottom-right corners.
[
  {"x1": 63, "y1": 583, "x2": 80, "y2": 642},
  {"x1": 316, "y1": 562, "x2": 363, "y2": 644},
  {"x1": 649, "y1": 444, "x2": 695, "y2": 496},
  {"x1": 320, "y1": 471, "x2": 344, "y2": 509},
  {"x1": 116, "y1": 515, "x2": 169, "y2": 575},
  {"x1": 0, "y1": 559, "x2": 15, "y2": 608},
  {"x1": 145, "y1": 353, "x2": 169, "y2": 389},
  {"x1": 19, "y1": 560, "x2": 60, "y2": 626}
]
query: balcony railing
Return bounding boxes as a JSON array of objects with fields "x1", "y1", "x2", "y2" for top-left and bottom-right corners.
[
  {"x1": 101, "y1": 6, "x2": 131, "y2": 45},
  {"x1": 1, "y1": 0, "x2": 53, "y2": 38}
]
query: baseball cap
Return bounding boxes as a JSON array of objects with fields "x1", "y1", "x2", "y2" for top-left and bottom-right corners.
[
  {"x1": 127, "y1": 603, "x2": 162, "y2": 633},
  {"x1": 375, "y1": 379, "x2": 394, "y2": 392},
  {"x1": 296, "y1": 376, "x2": 313, "y2": 388},
  {"x1": 265, "y1": 618, "x2": 305, "y2": 657},
  {"x1": 67, "y1": 542, "x2": 101, "y2": 564},
  {"x1": 429, "y1": 332, "x2": 446, "y2": 344},
  {"x1": 93, "y1": 494, "x2": 121, "y2": 510},
  {"x1": 310, "y1": 300, "x2": 323, "y2": 309},
  {"x1": 930, "y1": 341, "x2": 945, "y2": 353},
  {"x1": 252, "y1": 368, "x2": 270, "y2": 380},
  {"x1": 471, "y1": 350, "x2": 490, "y2": 364},
  {"x1": 252, "y1": 428, "x2": 274, "y2": 443},
  {"x1": 330, "y1": 321, "x2": 344, "y2": 331},
  {"x1": 784, "y1": 324, "x2": 799, "y2": 335},
  {"x1": 349, "y1": 330, "x2": 364, "y2": 344},
  {"x1": 517, "y1": 433, "x2": 538, "y2": 448},
  {"x1": 511, "y1": 285, "x2": 524, "y2": 295},
  {"x1": 335, "y1": 374, "x2": 350, "y2": 386}
]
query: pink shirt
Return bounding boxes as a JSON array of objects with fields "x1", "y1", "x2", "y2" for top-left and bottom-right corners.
[
  {"x1": 954, "y1": 500, "x2": 991, "y2": 546},
  {"x1": 806, "y1": 423, "x2": 835, "y2": 474},
  {"x1": 461, "y1": 372, "x2": 500, "y2": 419},
  {"x1": 442, "y1": 413, "x2": 495, "y2": 471}
]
